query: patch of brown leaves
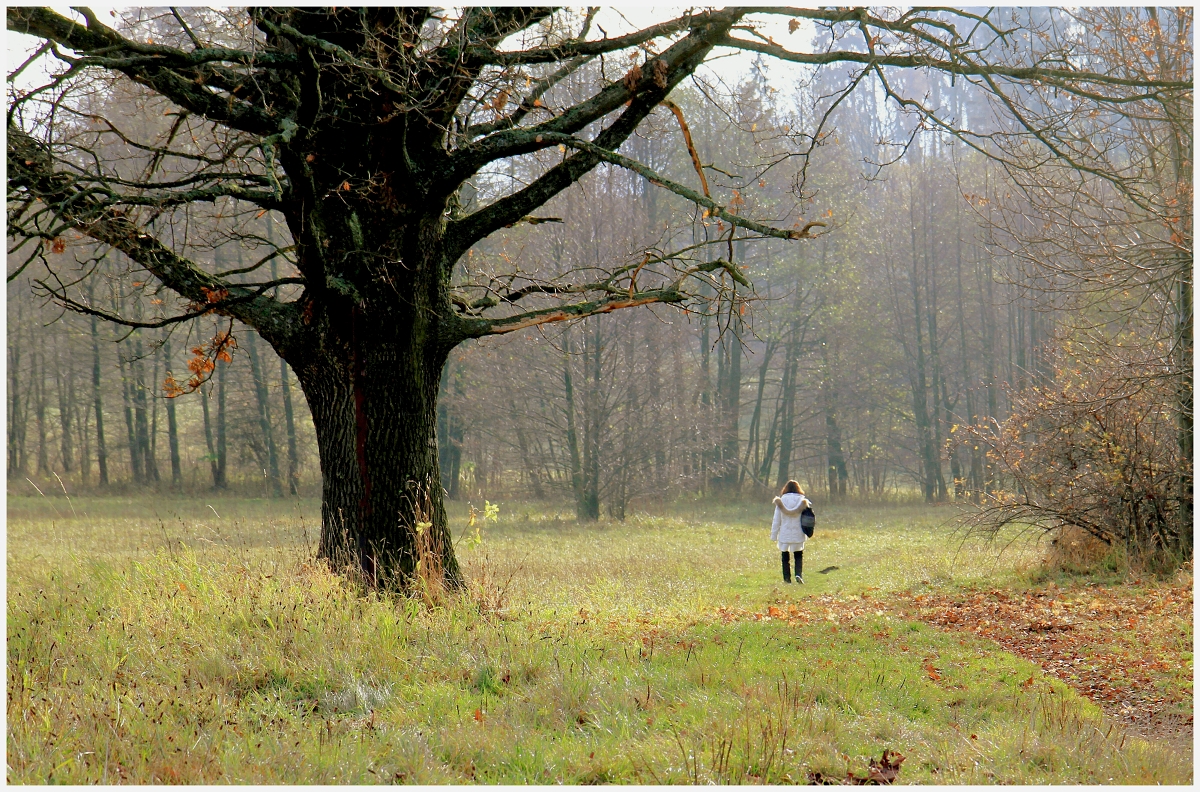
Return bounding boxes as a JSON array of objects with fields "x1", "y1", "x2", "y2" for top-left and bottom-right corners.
[
  {"x1": 714, "y1": 579, "x2": 1192, "y2": 743},
  {"x1": 892, "y1": 580, "x2": 1193, "y2": 735},
  {"x1": 807, "y1": 750, "x2": 906, "y2": 785}
]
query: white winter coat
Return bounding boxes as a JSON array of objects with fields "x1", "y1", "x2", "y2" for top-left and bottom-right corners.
[{"x1": 771, "y1": 493, "x2": 811, "y2": 549}]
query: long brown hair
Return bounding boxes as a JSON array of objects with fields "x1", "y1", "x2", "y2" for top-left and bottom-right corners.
[{"x1": 781, "y1": 480, "x2": 803, "y2": 496}]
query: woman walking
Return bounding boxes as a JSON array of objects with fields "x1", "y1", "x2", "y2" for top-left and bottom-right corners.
[{"x1": 770, "y1": 480, "x2": 812, "y2": 584}]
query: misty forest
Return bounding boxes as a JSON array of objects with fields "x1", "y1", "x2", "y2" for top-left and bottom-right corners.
[{"x1": 6, "y1": 7, "x2": 1193, "y2": 784}]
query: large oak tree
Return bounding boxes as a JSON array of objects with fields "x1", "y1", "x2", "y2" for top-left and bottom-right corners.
[{"x1": 8, "y1": 7, "x2": 1187, "y2": 586}]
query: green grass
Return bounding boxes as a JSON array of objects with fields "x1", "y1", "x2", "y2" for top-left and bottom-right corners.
[{"x1": 6, "y1": 495, "x2": 1190, "y2": 783}]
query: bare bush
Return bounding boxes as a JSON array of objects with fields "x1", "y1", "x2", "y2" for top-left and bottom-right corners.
[{"x1": 963, "y1": 344, "x2": 1183, "y2": 561}]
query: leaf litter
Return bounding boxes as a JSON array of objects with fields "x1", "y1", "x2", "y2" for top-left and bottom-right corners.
[{"x1": 716, "y1": 577, "x2": 1192, "y2": 747}]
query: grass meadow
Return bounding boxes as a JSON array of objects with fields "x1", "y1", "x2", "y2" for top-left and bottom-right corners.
[{"x1": 6, "y1": 493, "x2": 1192, "y2": 783}]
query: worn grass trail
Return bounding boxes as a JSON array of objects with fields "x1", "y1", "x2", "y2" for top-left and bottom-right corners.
[{"x1": 6, "y1": 495, "x2": 1192, "y2": 783}]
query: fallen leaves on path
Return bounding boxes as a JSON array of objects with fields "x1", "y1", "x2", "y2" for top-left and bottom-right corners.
[
  {"x1": 714, "y1": 578, "x2": 1192, "y2": 740},
  {"x1": 891, "y1": 581, "x2": 1193, "y2": 736}
]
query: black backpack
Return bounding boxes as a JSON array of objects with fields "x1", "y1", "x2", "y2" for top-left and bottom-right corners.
[{"x1": 800, "y1": 505, "x2": 816, "y2": 537}]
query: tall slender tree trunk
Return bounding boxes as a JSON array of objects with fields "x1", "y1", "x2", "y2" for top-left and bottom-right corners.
[
  {"x1": 923, "y1": 182, "x2": 947, "y2": 502},
  {"x1": 820, "y1": 338, "x2": 848, "y2": 501},
  {"x1": 742, "y1": 337, "x2": 778, "y2": 489},
  {"x1": 200, "y1": 383, "x2": 220, "y2": 488},
  {"x1": 246, "y1": 331, "x2": 283, "y2": 497},
  {"x1": 76, "y1": 384, "x2": 91, "y2": 487},
  {"x1": 267, "y1": 215, "x2": 302, "y2": 496},
  {"x1": 133, "y1": 335, "x2": 158, "y2": 482},
  {"x1": 436, "y1": 357, "x2": 464, "y2": 501},
  {"x1": 562, "y1": 329, "x2": 586, "y2": 515},
  {"x1": 281, "y1": 357, "x2": 300, "y2": 495},
  {"x1": 118, "y1": 341, "x2": 141, "y2": 482},
  {"x1": 34, "y1": 351, "x2": 50, "y2": 476},
  {"x1": 775, "y1": 322, "x2": 800, "y2": 490},
  {"x1": 54, "y1": 344, "x2": 74, "y2": 474},
  {"x1": 90, "y1": 295, "x2": 109, "y2": 486},
  {"x1": 579, "y1": 323, "x2": 602, "y2": 521},
  {"x1": 715, "y1": 319, "x2": 742, "y2": 492},
  {"x1": 8, "y1": 317, "x2": 27, "y2": 479},
  {"x1": 907, "y1": 169, "x2": 938, "y2": 502},
  {"x1": 215, "y1": 356, "x2": 227, "y2": 489},
  {"x1": 957, "y1": 235, "x2": 982, "y2": 504},
  {"x1": 162, "y1": 336, "x2": 182, "y2": 486},
  {"x1": 980, "y1": 249, "x2": 1000, "y2": 494}
]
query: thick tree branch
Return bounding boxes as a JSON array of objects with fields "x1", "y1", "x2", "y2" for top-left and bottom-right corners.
[
  {"x1": 455, "y1": 288, "x2": 686, "y2": 339},
  {"x1": 7, "y1": 7, "x2": 283, "y2": 135},
  {"x1": 8, "y1": 124, "x2": 300, "y2": 347},
  {"x1": 444, "y1": 11, "x2": 745, "y2": 260}
]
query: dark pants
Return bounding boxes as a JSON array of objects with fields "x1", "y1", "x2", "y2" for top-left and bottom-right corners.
[{"x1": 781, "y1": 550, "x2": 803, "y2": 582}]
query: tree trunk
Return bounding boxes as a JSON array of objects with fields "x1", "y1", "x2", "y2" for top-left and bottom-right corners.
[
  {"x1": 742, "y1": 337, "x2": 779, "y2": 489},
  {"x1": 34, "y1": 351, "x2": 50, "y2": 476},
  {"x1": 907, "y1": 172, "x2": 937, "y2": 502},
  {"x1": 563, "y1": 329, "x2": 586, "y2": 516},
  {"x1": 775, "y1": 322, "x2": 800, "y2": 490},
  {"x1": 133, "y1": 335, "x2": 158, "y2": 482},
  {"x1": 83, "y1": 297, "x2": 108, "y2": 488},
  {"x1": 54, "y1": 344, "x2": 74, "y2": 474},
  {"x1": 512, "y1": 401, "x2": 545, "y2": 499},
  {"x1": 200, "y1": 383, "x2": 220, "y2": 488},
  {"x1": 246, "y1": 331, "x2": 283, "y2": 496},
  {"x1": 436, "y1": 356, "x2": 464, "y2": 501},
  {"x1": 820, "y1": 339, "x2": 848, "y2": 501},
  {"x1": 8, "y1": 318, "x2": 27, "y2": 479},
  {"x1": 714, "y1": 318, "x2": 742, "y2": 491},
  {"x1": 287, "y1": 308, "x2": 461, "y2": 589},
  {"x1": 162, "y1": 336, "x2": 183, "y2": 486},
  {"x1": 579, "y1": 323, "x2": 602, "y2": 521},
  {"x1": 922, "y1": 181, "x2": 948, "y2": 502},
  {"x1": 215, "y1": 356, "x2": 228, "y2": 489},
  {"x1": 268, "y1": 216, "x2": 302, "y2": 496},
  {"x1": 281, "y1": 357, "x2": 300, "y2": 495},
  {"x1": 117, "y1": 342, "x2": 140, "y2": 482}
]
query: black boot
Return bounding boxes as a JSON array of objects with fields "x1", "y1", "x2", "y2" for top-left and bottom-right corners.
[
  {"x1": 794, "y1": 550, "x2": 804, "y2": 584},
  {"x1": 781, "y1": 551, "x2": 791, "y2": 583}
]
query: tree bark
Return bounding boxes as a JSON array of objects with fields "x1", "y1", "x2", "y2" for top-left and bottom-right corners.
[{"x1": 287, "y1": 306, "x2": 461, "y2": 589}]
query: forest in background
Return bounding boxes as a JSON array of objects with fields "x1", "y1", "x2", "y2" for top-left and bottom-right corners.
[{"x1": 7, "y1": 7, "x2": 1190, "y2": 563}]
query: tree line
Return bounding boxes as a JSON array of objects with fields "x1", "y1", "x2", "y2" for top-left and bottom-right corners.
[{"x1": 7, "y1": 8, "x2": 1190, "y2": 583}]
